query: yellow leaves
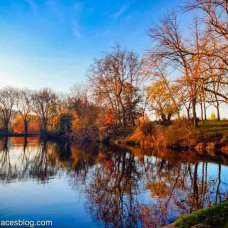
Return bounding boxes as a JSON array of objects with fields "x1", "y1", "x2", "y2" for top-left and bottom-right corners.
[
  {"x1": 149, "y1": 79, "x2": 179, "y2": 116},
  {"x1": 149, "y1": 80, "x2": 169, "y2": 96},
  {"x1": 149, "y1": 80, "x2": 166, "y2": 102}
]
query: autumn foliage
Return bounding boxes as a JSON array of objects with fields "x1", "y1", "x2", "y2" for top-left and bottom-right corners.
[{"x1": 12, "y1": 115, "x2": 39, "y2": 133}]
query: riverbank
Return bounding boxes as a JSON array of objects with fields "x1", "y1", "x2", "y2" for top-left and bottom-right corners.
[
  {"x1": 1, "y1": 120, "x2": 227, "y2": 154},
  {"x1": 111, "y1": 120, "x2": 228, "y2": 156},
  {"x1": 165, "y1": 200, "x2": 228, "y2": 228},
  {"x1": 0, "y1": 132, "x2": 39, "y2": 137},
  {"x1": 0, "y1": 132, "x2": 71, "y2": 140}
]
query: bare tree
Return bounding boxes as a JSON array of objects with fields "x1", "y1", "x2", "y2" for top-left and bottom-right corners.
[
  {"x1": 185, "y1": 0, "x2": 228, "y2": 69},
  {"x1": 32, "y1": 88, "x2": 59, "y2": 134},
  {"x1": 186, "y1": 0, "x2": 228, "y2": 41},
  {"x1": 0, "y1": 87, "x2": 17, "y2": 134},
  {"x1": 68, "y1": 84, "x2": 90, "y2": 119},
  {"x1": 16, "y1": 89, "x2": 34, "y2": 134},
  {"x1": 67, "y1": 84, "x2": 100, "y2": 138},
  {"x1": 88, "y1": 47, "x2": 143, "y2": 126}
]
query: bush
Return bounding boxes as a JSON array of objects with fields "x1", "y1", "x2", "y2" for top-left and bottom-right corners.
[
  {"x1": 174, "y1": 201, "x2": 228, "y2": 228},
  {"x1": 129, "y1": 122, "x2": 156, "y2": 143},
  {"x1": 140, "y1": 122, "x2": 156, "y2": 137},
  {"x1": 154, "y1": 119, "x2": 200, "y2": 148}
]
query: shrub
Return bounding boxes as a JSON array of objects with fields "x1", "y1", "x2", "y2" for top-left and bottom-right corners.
[
  {"x1": 154, "y1": 119, "x2": 201, "y2": 148},
  {"x1": 140, "y1": 122, "x2": 156, "y2": 137},
  {"x1": 129, "y1": 122, "x2": 156, "y2": 143}
]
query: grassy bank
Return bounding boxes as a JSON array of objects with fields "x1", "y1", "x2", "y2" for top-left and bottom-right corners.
[
  {"x1": 174, "y1": 201, "x2": 228, "y2": 228},
  {"x1": 198, "y1": 120, "x2": 228, "y2": 136},
  {"x1": 115, "y1": 120, "x2": 228, "y2": 154}
]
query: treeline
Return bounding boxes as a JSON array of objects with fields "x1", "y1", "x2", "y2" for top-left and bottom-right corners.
[
  {"x1": 0, "y1": 0, "x2": 227, "y2": 139},
  {"x1": 0, "y1": 86, "x2": 98, "y2": 137}
]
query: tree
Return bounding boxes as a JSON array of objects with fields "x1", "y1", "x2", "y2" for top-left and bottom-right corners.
[
  {"x1": 148, "y1": 14, "x2": 212, "y2": 126},
  {"x1": 32, "y1": 88, "x2": 59, "y2": 134},
  {"x1": 149, "y1": 80, "x2": 178, "y2": 123},
  {"x1": 0, "y1": 87, "x2": 17, "y2": 133},
  {"x1": 12, "y1": 115, "x2": 39, "y2": 133},
  {"x1": 16, "y1": 89, "x2": 34, "y2": 134},
  {"x1": 67, "y1": 84, "x2": 100, "y2": 139},
  {"x1": 68, "y1": 85, "x2": 91, "y2": 120},
  {"x1": 209, "y1": 112, "x2": 216, "y2": 120},
  {"x1": 186, "y1": 0, "x2": 228, "y2": 41},
  {"x1": 144, "y1": 57, "x2": 181, "y2": 121},
  {"x1": 57, "y1": 113, "x2": 73, "y2": 135},
  {"x1": 184, "y1": 0, "x2": 228, "y2": 75},
  {"x1": 88, "y1": 47, "x2": 143, "y2": 126}
]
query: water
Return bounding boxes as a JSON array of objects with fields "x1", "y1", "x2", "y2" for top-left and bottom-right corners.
[{"x1": 0, "y1": 137, "x2": 227, "y2": 227}]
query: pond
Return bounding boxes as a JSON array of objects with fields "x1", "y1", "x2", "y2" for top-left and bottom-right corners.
[{"x1": 0, "y1": 137, "x2": 227, "y2": 227}]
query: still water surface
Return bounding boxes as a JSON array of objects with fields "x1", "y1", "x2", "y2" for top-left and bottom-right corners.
[{"x1": 0, "y1": 137, "x2": 227, "y2": 227}]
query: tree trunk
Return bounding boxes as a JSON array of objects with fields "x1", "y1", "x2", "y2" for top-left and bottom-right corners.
[
  {"x1": 215, "y1": 95, "x2": 220, "y2": 120},
  {"x1": 4, "y1": 121, "x2": 9, "y2": 134},
  {"x1": 200, "y1": 101, "x2": 204, "y2": 123},
  {"x1": 24, "y1": 120, "x2": 28, "y2": 134},
  {"x1": 187, "y1": 107, "x2": 190, "y2": 119},
  {"x1": 192, "y1": 98, "x2": 198, "y2": 127},
  {"x1": 202, "y1": 91, "x2": 207, "y2": 121},
  {"x1": 3, "y1": 137, "x2": 8, "y2": 150},
  {"x1": 119, "y1": 101, "x2": 126, "y2": 126},
  {"x1": 131, "y1": 115, "x2": 135, "y2": 126},
  {"x1": 122, "y1": 115, "x2": 126, "y2": 126},
  {"x1": 203, "y1": 100, "x2": 207, "y2": 120},
  {"x1": 168, "y1": 113, "x2": 172, "y2": 121},
  {"x1": 199, "y1": 92, "x2": 204, "y2": 122},
  {"x1": 41, "y1": 118, "x2": 48, "y2": 136},
  {"x1": 161, "y1": 114, "x2": 166, "y2": 122}
]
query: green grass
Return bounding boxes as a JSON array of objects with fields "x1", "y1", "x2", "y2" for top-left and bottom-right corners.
[
  {"x1": 199, "y1": 120, "x2": 228, "y2": 131},
  {"x1": 174, "y1": 201, "x2": 228, "y2": 228},
  {"x1": 198, "y1": 120, "x2": 228, "y2": 139}
]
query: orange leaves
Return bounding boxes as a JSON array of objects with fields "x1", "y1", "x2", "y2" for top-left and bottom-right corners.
[
  {"x1": 104, "y1": 109, "x2": 116, "y2": 125},
  {"x1": 12, "y1": 115, "x2": 39, "y2": 133},
  {"x1": 96, "y1": 109, "x2": 117, "y2": 132},
  {"x1": 146, "y1": 181, "x2": 170, "y2": 198},
  {"x1": 12, "y1": 115, "x2": 24, "y2": 133}
]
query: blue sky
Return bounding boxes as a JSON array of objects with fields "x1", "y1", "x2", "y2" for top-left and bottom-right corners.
[{"x1": 0, "y1": 0, "x2": 182, "y2": 91}]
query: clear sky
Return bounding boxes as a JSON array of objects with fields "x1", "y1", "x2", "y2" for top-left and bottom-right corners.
[{"x1": 0, "y1": 0, "x2": 182, "y2": 92}]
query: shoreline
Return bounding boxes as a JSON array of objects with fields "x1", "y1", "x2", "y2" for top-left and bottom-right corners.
[
  {"x1": 0, "y1": 133, "x2": 39, "y2": 137},
  {"x1": 0, "y1": 131, "x2": 227, "y2": 155},
  {"x1": 164, "y1": 200, "x2": 228, "y2": 228}
]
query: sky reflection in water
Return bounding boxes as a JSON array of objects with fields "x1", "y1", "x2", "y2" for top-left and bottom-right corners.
[{"x1": 0, "y1": 137, "x2": 227, "y2": 227}]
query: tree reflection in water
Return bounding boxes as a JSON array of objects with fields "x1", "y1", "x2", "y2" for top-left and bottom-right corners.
[
  {"x1": 85, "y1": 147, "x2": 141, "y2": 227},
  {"x1": 83, "y1": 147, "x2": 228, "y2": 227},
  {"x1": 0, "y1": 137, "x2": 59, "y2": 183},
  {"x1": 0, "y1": 138, "x2": 227, "y2": 227}
]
